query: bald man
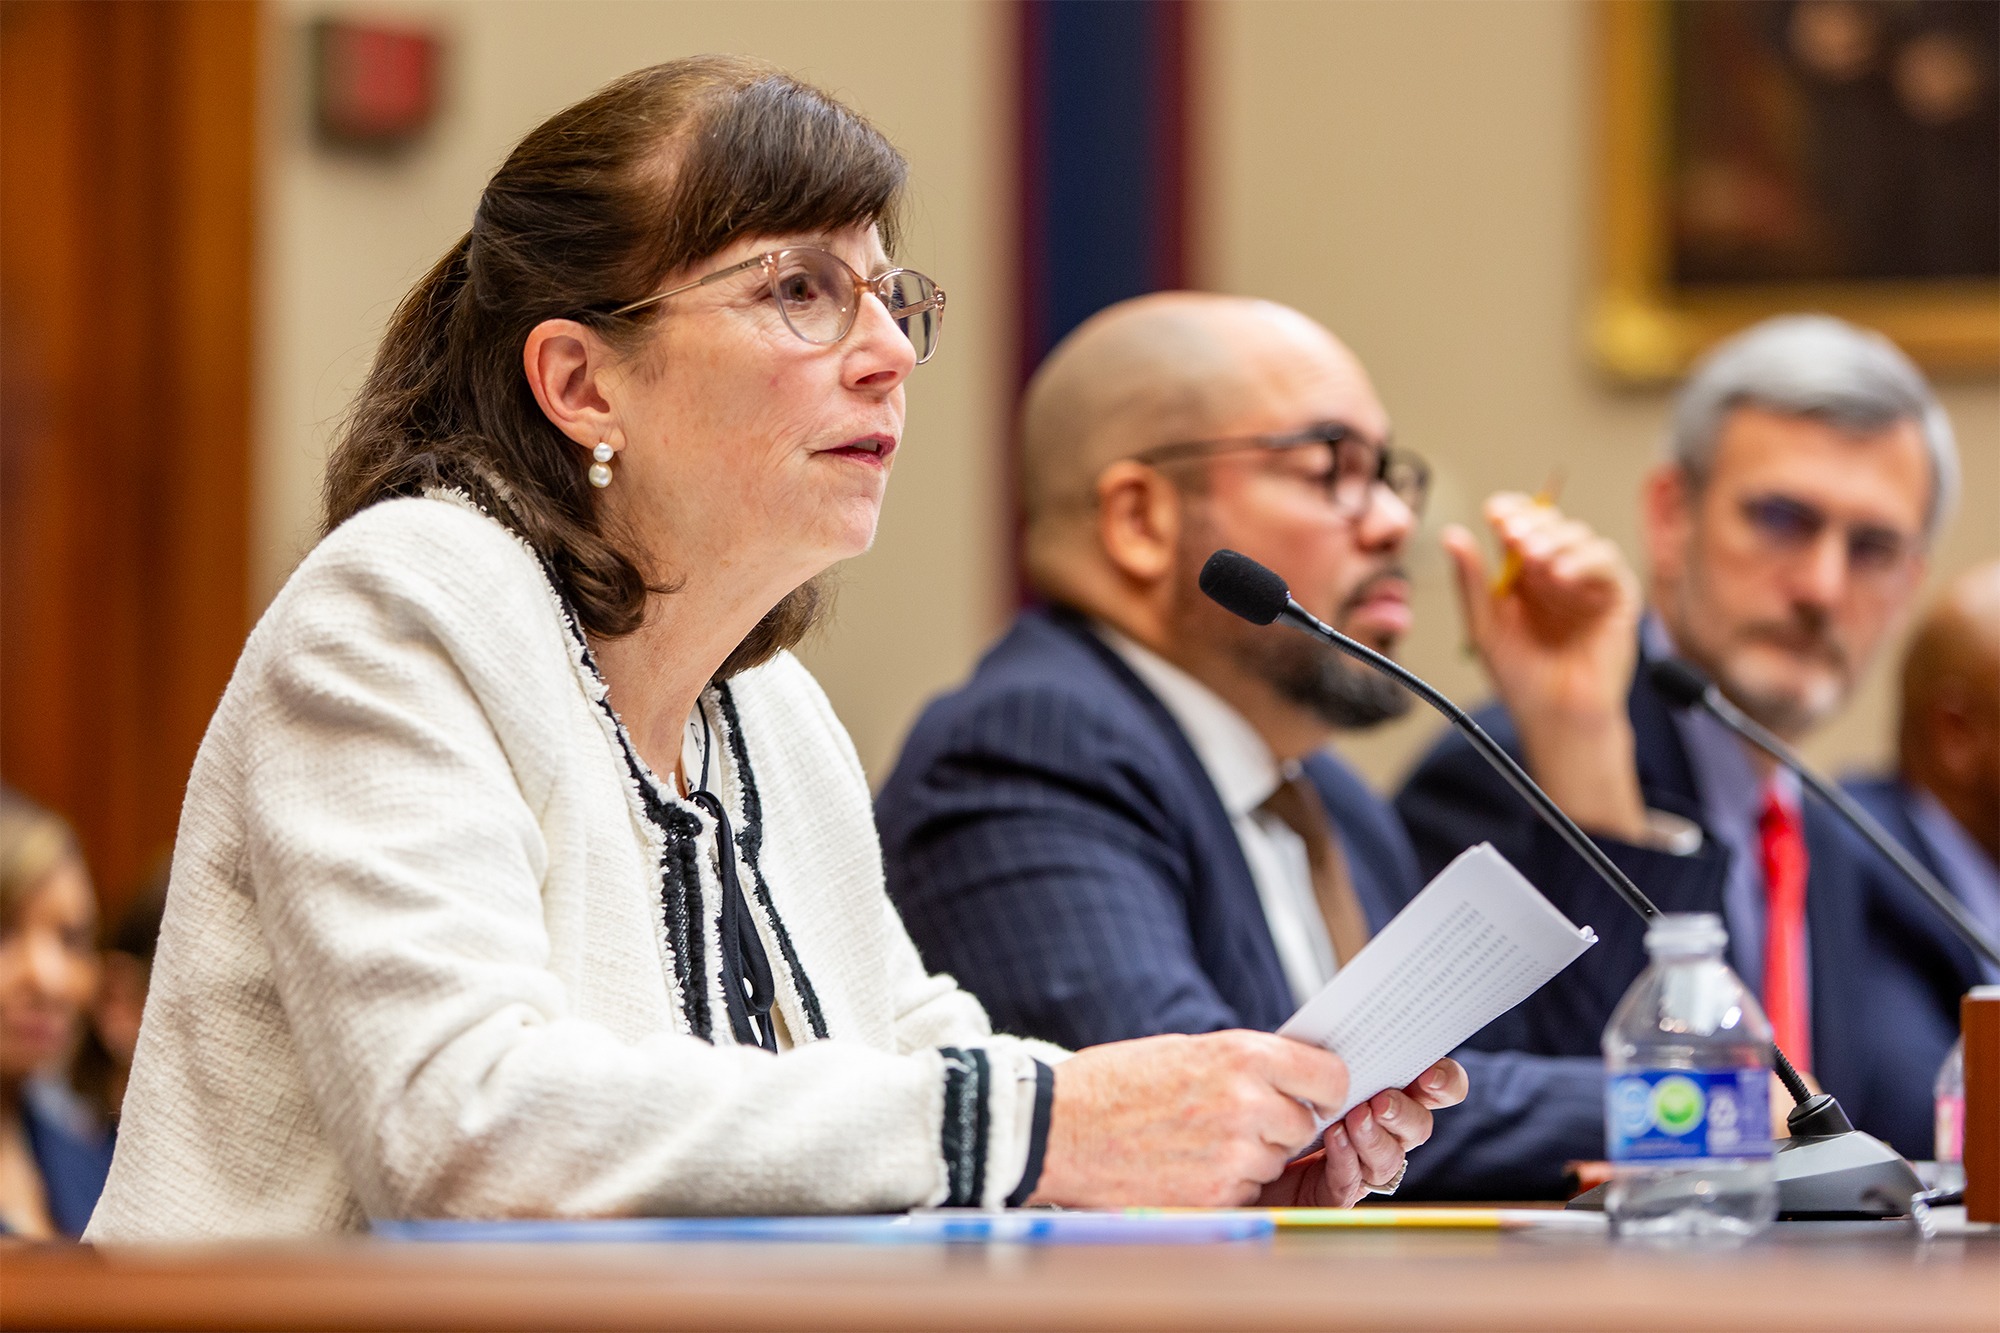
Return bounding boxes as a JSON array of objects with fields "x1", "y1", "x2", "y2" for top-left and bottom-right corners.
[
  {"x1": 878, "y1": 293, "x2": 1731, "y2": 1200},
  {"x1": 1848, "y1": 561, "x2": 2000, "y2": 988}
]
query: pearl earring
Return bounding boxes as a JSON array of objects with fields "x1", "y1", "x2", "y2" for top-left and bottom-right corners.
[{"x1": 588, "y1": 442, "x2": 614, "y2": 489}]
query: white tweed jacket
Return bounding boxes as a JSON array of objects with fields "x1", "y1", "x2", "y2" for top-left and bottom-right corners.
[{"x1": 87, "y1": 495, "x2": 1059, "y2": 1241}]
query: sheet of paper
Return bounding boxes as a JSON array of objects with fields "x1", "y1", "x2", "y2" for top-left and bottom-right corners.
[{"x1": 1279, "y1": 842, "x2": 1597, "y2": 1121}]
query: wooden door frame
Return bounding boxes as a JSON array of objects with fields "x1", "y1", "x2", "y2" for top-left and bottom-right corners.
[{"x1": 1, "y1": 0, "x2": 258, "y2": 915}]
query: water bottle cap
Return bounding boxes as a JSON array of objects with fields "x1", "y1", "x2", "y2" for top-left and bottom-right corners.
[{"x1": 1644, "y1": 911, "x2": 1727, "y2": 956}]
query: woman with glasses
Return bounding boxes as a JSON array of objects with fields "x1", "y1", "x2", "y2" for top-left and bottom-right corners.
[{"x1": 87, "y1": 59, "x2": 1435, "y2": 1241}]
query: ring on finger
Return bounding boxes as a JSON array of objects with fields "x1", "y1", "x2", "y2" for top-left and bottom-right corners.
[{"x1": 1368, "y1": 1162, "x2": 1409, "y2": 1195}]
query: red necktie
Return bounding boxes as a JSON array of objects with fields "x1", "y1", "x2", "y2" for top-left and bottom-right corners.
[{"x1": 1758, "y1": 784, "x2": 1811, "y2": 1072}]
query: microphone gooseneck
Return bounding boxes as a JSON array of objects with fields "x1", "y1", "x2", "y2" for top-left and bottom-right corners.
[
  {"x1": 1200, "y1": 551, "x2": 1664, "y2": 923},
  {"x1": 1645, "y1": 658, "x2": 2000, "y2": 973},
  {"x1": 1206, "y1": 554, "x2": 1947, "y2": 1218},
  {"x1": 1199, "y1": 550, "x2": 1827, "y2": 1109}
]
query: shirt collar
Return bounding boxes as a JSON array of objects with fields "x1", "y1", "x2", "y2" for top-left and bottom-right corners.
[
  {"x1": 1095, "y1": 623, "x2": 1285, "y2": 818},
  {"x1": 1644, "y1": 614, "x2": 1799, "y2": 819}
]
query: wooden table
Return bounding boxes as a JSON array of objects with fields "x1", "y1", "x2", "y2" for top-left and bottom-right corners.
[{"x1": 6, "y1": 1220, "x2": 1996, "y2": 1332}]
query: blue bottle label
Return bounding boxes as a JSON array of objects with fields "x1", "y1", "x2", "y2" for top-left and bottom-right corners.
[{"x1": 1606, "y1": 1068, "x2": 1772, "y2": 1161}]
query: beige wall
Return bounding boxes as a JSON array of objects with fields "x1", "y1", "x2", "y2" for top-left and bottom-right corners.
[
  {"x1": 254, "y1": 0, "x2": 1012, "y2": 783},
  {"x1": 255, "y1": 0, "x2": 1997, "y2": 791},
  {"x1": 1204, "y1": 0, "x2": 2000, "y2": 789}
]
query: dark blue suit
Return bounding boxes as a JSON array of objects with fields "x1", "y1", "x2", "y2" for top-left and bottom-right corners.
[
  {"x1": 7, "y1": 1082, "x2": 113, "y2": 1238},
  {"x1": 1398, "y1": 668, "x2": 1969, "y2": 1159},
  {"x1": 879, "y1": 606, "x2": 1605, "y2": 1200},
  {"x1": 1845, "y1": 775, "x2": 1987, "y2": 1078}
]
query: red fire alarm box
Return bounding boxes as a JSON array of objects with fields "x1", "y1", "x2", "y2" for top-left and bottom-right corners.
[{"x1": 312, "y1": 18, "x2": 441, "y2": 148}]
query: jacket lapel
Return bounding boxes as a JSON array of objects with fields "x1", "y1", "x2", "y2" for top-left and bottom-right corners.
[
  {"x1": 1042, "y1": 608, "x2": 1297, "y2": 1029},
  {"x1": 1801, "y1": 805, "x2": 1868, "y2": 1105},
  {"x1": 1862, "y1": 783, "x2": 1984, "y2": 991},
  {"x1": 1628, "y1": 654, "x2": 1703, "y2": 811}
]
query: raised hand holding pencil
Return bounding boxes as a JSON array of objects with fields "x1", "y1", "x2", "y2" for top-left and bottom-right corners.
[
  {"x1": 1489, "y1": 467, "x2": 1564, "y2": 597},
  {"x1": 1441, "y1": 481, "x2": 1651, "y2": 843}
]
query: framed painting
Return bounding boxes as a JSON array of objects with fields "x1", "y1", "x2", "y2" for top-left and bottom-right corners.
[{"x1": 1593, "y1": 0, "x2": 1999, "y2": 381}]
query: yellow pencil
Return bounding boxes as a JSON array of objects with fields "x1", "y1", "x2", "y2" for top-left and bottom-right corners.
[
  {"x1": 1126, "y1": 1206, "x2": 1602, "y2": 1232},
  {"x1": 1489, "y1": 466, "x2": 1566, "y2": 597},
  {"x1": 1268, "y1": 1208, "x2": 1507, "y2": 1229}
]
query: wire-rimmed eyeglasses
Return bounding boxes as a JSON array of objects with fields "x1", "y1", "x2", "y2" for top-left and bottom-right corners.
[
  {"x1": 1737, "y1": 494, "x2": 1917, "y2": 582},
  {"x1": 608, "y1": 246, "x2": 946, "y2": 364},
  {"x1": 1131, "y1": 423, "x2": 1429, "y2": 517}
]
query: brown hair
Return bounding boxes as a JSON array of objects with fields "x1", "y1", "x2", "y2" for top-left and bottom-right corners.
[
  {"x1": 0, "y1": 788, "x2": 82, "y2": 926},
  {"x1": 321, "y1": 57, "x2": 906, "y2": 675}
]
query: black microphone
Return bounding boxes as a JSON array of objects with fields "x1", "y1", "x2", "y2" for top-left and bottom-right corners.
[
  {"x1": 1200, "y1": 550, "x2": 1665, "y2": 925},
  {"x1": 1201, "y1": 548, "x2": 1926, "y2": 1217},
  {"x1": 1649, "y1": 658, "x2": 2000, "y2": 972}
]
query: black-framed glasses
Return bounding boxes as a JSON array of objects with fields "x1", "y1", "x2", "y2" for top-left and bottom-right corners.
[
  {"x1": 1131, "y1": 423, "x2": 1429, "y2": 517},
  {"x1": 1739, "y1": 495, "x2": 1916, "y2": 579},
  {"x1": 608, "y1": 245, "x2": 946, "y2": 364}
]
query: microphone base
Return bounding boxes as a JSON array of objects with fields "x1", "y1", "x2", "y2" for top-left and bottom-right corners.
[
  {"x1": 1566, "y1": 1130, "x2": 1922, "y2": 1220},
  {"x1": 1771, "y1": 1127, "x2": 1924, "y2": 1219}
]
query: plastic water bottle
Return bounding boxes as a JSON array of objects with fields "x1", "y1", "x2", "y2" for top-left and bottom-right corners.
[
  {"x1": 1935, "y1": 1036, "x2": 1965, "y2": 1194},
  {"x1": 1603, "y1": 913, "x2": 1777, "y2": 1240}
]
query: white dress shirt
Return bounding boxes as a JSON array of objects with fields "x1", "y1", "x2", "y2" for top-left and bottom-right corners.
[{"x1": 1097, "y1": 626, "x2": 1339, "y2": 1004}]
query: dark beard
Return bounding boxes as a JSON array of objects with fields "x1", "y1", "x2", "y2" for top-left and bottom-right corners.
[
  {"x1": 1237, "y1": 629, "x2": 1413, "y2": 730},
  {"x1": 1173, "y1": 508, "x2": 1413, "y2": 730}
]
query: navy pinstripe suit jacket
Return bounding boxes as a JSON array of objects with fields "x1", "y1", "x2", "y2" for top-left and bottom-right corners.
[{"x1": 878, "y1": 606, "x2": 1610, "y2": 1200}]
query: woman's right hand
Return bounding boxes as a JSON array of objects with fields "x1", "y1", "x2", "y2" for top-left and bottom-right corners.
[{"x1": 1025, "y1": 1031, "x2": 1350, "y2": 1207}]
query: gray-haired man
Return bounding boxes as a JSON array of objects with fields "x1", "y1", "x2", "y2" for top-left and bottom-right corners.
[{"x1": 1398, "y1": 315, "x2": 1968, "y2": 1159}]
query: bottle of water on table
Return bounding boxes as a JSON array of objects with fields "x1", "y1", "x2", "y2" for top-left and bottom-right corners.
[{"x1": 1603, "y1": 912, "x2": 1777, "y2": 1239}]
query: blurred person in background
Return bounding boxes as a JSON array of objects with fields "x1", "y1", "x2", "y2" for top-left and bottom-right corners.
[
  {"x1": 1846, "y1": 559, "x2": 2000, "y2": 987},
  {"x1": 879, "y1": 292, "x2": 1715, "y2": 1200},
  {"x1": 73, "y1": 863, "x2": 168, "y2": 1124},
  {"x1": 88, "y1": 59, "x2": 1460, "y2": 1244},
  {"x1": 0, "y1": 790, "x2": 112, "y2": 1239},
  {"x1": 1399, "y1": 314, "x2": 1965, "y2": 1159}
]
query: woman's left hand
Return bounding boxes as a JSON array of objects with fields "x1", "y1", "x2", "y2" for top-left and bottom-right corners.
[{"x1": 1255, "y1": 1058, "x2": 1468, "y2": 1207}]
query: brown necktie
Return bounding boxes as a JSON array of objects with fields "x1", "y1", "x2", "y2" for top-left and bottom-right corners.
[{"x1": 1260, "y1": 774, "x2": 1372, "y2": 969}]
